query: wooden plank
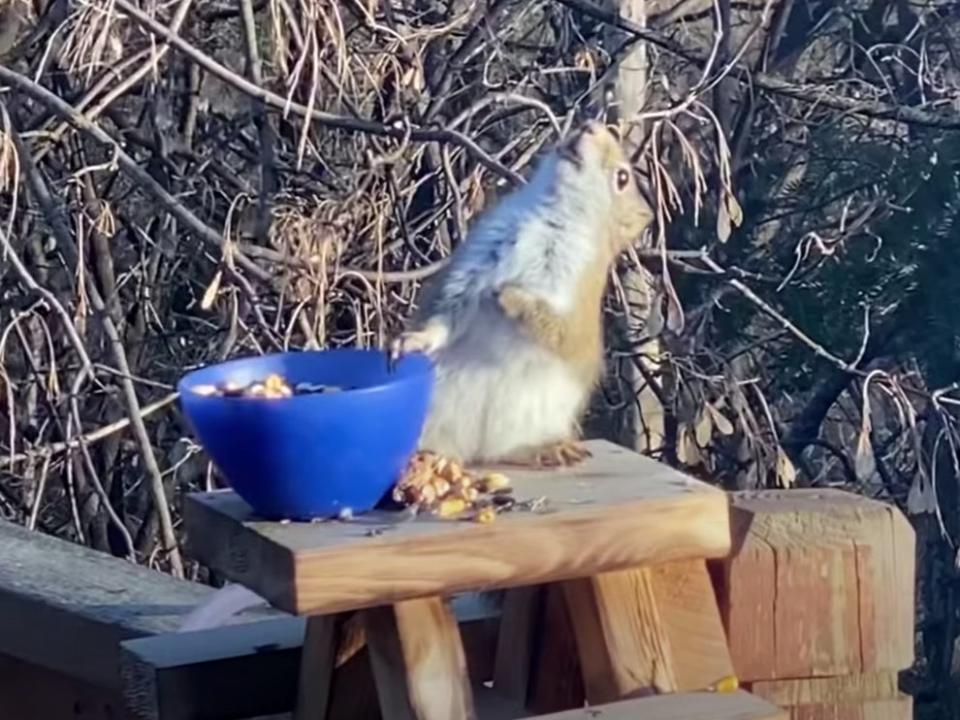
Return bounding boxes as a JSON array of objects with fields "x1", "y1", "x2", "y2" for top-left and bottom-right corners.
[
  {"x1": 520, "y1": 690, "x2": 787, "y2": 719},
  {"x1": 184, "y1": 440, "x2": 731, "y2": 615},
  {"x1": 562, "y1": 560, "x2": 734, "y2": 703},
  {"x1": 120, "y1": 617, "x2": 303, "y2": 720},
  {"x1": 712, "y1": 489, "x2": 915, "y2": 681},
  {"x1": 362, "y1": 597, "x2": 476, "y2": 720},
  {"x1": 0, "y1": 518, "x2": 280, "y2": 690}
]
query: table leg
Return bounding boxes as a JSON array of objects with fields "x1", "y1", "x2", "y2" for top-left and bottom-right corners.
[
  {"x1": 294, "y1": 615, "x2": 338, "y2": 720},
  {"x1": 528, "y1": 583, "x2": 585, "y2": 714},
  {"x1": 492, "y1": 585, "x2": 542, "y2": 705},
  {"x1": 561, "y1": 559, "x2": 735, "y2": 703},
  {"x1": 362, "y1": 596, "x2": 476, "y2": 720}
]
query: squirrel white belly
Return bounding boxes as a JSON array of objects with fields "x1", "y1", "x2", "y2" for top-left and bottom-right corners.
[{"x1": 392, "y1": 120, "x2": 654, "y2": 467}]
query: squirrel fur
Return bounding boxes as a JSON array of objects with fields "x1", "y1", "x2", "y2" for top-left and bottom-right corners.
[{"x1": 392, "y1": 120, "x2": 654, "y2": 467}]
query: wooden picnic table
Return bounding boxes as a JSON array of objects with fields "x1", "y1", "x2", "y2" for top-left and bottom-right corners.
[{"x1": 183, "y1": 439, "x2": 740, "y2": 719}]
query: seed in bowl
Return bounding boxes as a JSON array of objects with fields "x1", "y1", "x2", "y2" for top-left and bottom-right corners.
[{"x1": 188, "y1": 373, "x2": 353, "y2": 399}]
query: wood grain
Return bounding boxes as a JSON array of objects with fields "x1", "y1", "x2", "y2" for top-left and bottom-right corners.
[
  {"x1": 749, "y1": 673, "x2": 901, "y2": 705},
  {"x1": 784, "y1": 696, "x2": 912, "y2": 720},
  {"x1": 749, "y1": 673, "x2": 911, "y2": 720},
  {"x1": 712, "y1": 489, "x2": 915, "y2": 681},
  {"x1": 520, "y1": 690, "x2": 787, "y2": 719},
  {"x1": 184, "y1": 440, "x2": 731, "y2": 615},
  {"x1": 362, "y1": 597, "x2": 476, "y2": 720},
  {"x1": 562, "y1": 560, "x2": 734, "y2": 703}
]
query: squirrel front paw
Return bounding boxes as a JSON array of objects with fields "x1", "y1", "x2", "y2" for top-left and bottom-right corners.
[
  {"x1": 501, "y1": 440, "x2": 593, "y2": 469},
  {"x1": 388, "y1": 324, "x2": 448, "y2": 367},
  {"x1": 532, "y1": 441, "x2": 592, "y2": 468}
]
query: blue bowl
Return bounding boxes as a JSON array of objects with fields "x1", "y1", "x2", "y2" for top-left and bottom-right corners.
[{"x1": 177, "y1": 349, "x2": 434, "y2": 520}]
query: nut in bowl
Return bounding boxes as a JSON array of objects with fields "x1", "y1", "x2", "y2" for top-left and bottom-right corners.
[{"x1": 177, "y1": 348, "x2": 434, "y2": 521}]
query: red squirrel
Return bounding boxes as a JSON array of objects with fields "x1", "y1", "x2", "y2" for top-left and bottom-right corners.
[{"x1": 391, "y1": 120, "x2": 655, "y2": 466}]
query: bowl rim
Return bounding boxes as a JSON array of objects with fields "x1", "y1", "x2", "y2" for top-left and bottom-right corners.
[{"x1": 176, "y1": 347, "x2": 433, "y2": 403}]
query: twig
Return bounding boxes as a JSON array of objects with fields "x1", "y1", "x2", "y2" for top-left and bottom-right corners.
[
  {"x1": 110, "y1": 0, "x2": 524, "y2": 184},
  {"x1": 1, "y1": 393, "x2": 179, "y2": 468},
  {"x1": 0, "y1": 65, "x2": 272, "y2": 286},
  {"x1": 698, "y1": 254, "x2": 858, "y2": 373},
  {"x1": 553, "y1": 0, "x2": 960, "y2": 130},
  {"x1": 5, "y1": 106, "x2": 185, "y2": 575},
  {"x1": 36, "y1": 0, "x2": 196, "y2": 161},
  {"x1": 238, "y1": 0, "x2": 276, "y2": 244},
  {"x1": 3, "y1": 112, "x2": 96, "y2": 377}
]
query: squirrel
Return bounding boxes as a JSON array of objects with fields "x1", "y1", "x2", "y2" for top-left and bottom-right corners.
[{"x1": 390, "y1": 120, "x2": 655, "y2": 467}]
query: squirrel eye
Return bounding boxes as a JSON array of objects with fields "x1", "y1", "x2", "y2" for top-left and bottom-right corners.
[{"x1": 615, "y1": 168, "x2": 631, "y2": 192}]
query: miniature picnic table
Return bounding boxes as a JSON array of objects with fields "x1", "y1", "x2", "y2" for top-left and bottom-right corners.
[{"x1": 183, "y1": 440, "x2": 738, "y2": 719}]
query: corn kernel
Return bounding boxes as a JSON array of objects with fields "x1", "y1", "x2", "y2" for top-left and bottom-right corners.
[
  {"x1": 474, "y1": 506, "x2": 497, "y2": 524},
  {"x1": 436, "y1": 498, "x2": 467, "y2": 518},
  {"x1": 708, "y1": 675, "x2": 739, "y2": 693},
  {"x1": 479, "y1": 472, "x2": 510, "y2": 493}
]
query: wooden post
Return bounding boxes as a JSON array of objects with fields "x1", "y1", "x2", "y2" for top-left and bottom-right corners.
[
  {"x1": 711, "y1": 489, "x2": 916, "y2": 719},
  {"x1": 362, "y1": 597, "x2": 475, "y2": 720},
  {"x1": 562, "y1": 560, "x2": 734, "y2": 703}
]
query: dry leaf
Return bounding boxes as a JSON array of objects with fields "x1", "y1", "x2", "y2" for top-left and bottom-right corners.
[
  {"x1": 664, "y1": 277, "x2": 685, "y2": 333},
  {"x1": 906, "y1": 474, "x2": 936, "y2": 515},
  {"x1": 677, "y1": 425, "x2": 702, "y2": 466},
  {"x1": 717, "y1": 202, "x2": 732, "y2": 243},
  {"x1": 706, "y1": 403, "x2": 735, "y2": 435},
  {"x1": 775, "y1": 449, "x2": 796, "y2": 488},
  {"x1": 200, "y1": 270, "x2": 222, "y2": 311},
  {"x1": 646, "y1": 293, "x2": 665, "y2": 338},
  {"x1": 854, "y1": 413, "x2": 876, "y2": 482},
  {"x1": 695, "y1": 406, "x2": 713, "y2": 446},
  {"x1": 725, "y1": 191, "x2": 743, "y2": 228}
]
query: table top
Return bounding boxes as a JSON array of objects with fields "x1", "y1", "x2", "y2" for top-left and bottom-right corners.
[{"x1": 183, "y1": 440, "x2": 731, "y2": 615}]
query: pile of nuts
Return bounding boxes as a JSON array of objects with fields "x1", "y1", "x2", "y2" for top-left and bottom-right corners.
[
  {"x1": 392, "y1": 451, "x2": 514, "y2": 523},
  {"x1": 191, "y1": 374, "x2": 350, "y2": 400}
]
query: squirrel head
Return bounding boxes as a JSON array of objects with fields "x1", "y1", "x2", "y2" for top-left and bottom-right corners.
[{"x1": 553, "y1": 120, "x2": 654, "y2": 258}]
